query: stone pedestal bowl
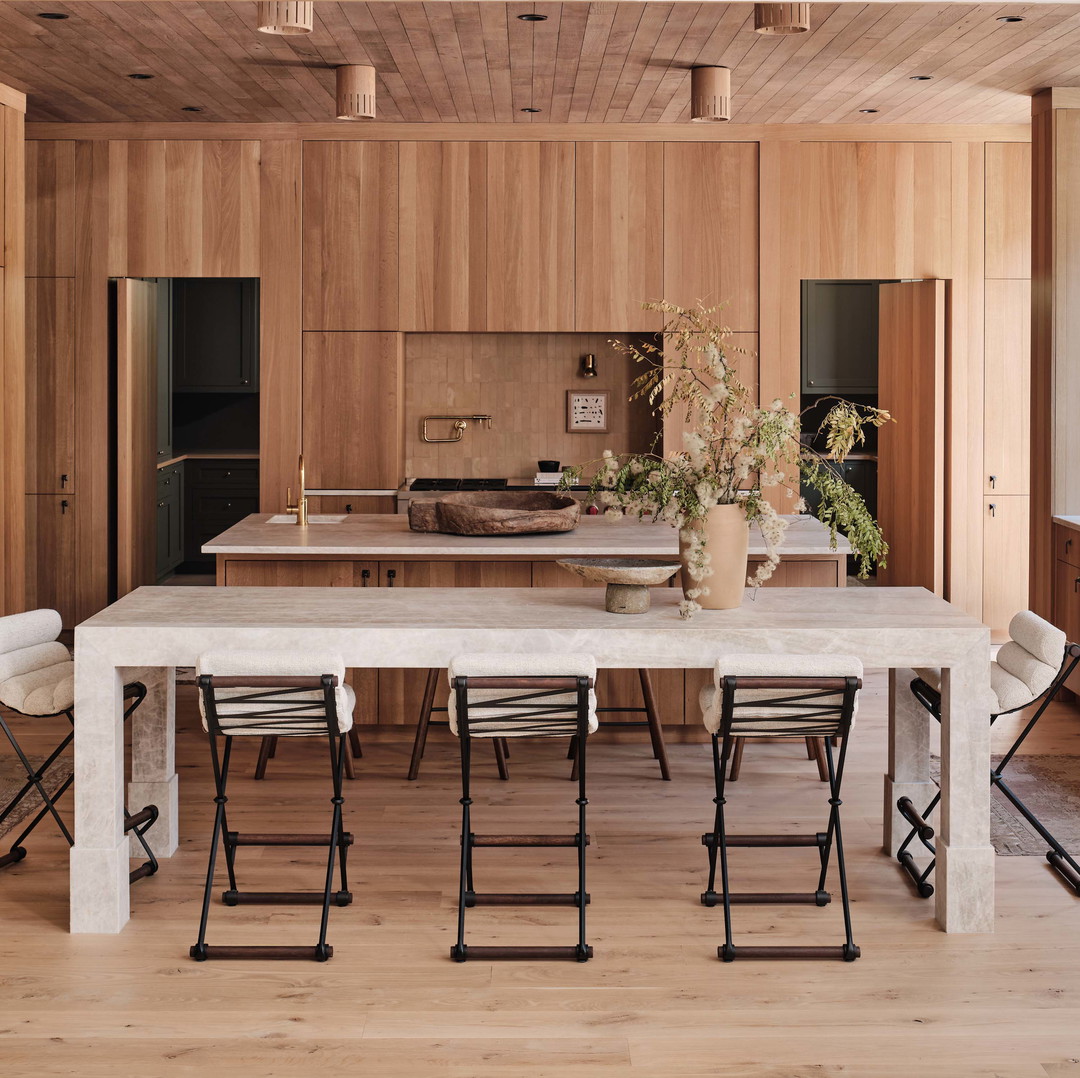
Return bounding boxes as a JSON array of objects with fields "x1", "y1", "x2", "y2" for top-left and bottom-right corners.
[
  {"x1": 409, "y1": 490, "x2": 580, "y2": 536},
  {"x1": 557, "y1": 557, "x2": 682, "y2": 614}
]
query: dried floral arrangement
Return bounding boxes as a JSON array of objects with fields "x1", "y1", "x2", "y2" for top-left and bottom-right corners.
[{"x1": 560, "y1": 301, "x2": 891, "y2": 617}]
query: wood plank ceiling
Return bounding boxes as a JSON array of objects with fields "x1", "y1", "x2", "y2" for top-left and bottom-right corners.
[{"x1": 2, "y1": 1, "x2": 1078, "y2": 124}]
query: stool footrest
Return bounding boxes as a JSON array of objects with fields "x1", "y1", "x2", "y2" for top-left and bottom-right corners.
[
  {"x1": 897, "y1": 850, "x2": 935, "y2": 898},
  {"x1": 703, "y1": 890, "x2": 831, "y2": 906},
  {"x1": 470, "y1": 833, "x2": 588, "y2": 848},
  {"x1": 190, "y1": 944, "x2": 333, "y2": 961},
  {"x1": 719, "y1": 944, "x2": 860, "y2": 961},
  {"x1": 703, "y1": 832, "x2": 827, "y2": 848},
  {"x1": 464, "y1": 891, "x2": 589, "y2": 907},
  {"x1": 451, "y1": 944, "x2": 592, "y2": 962},
  {"x1": 222, "y1": 889, "x2": 353, "y2": 906},
  {"x1": 896, "y1": 797, "x2": 935, "y2": 842},
  {"x1": 1047, "y1": 851, "x2": 1080, "y2": 894},
  {"x1": 129, "y1": 863, "x2": 156, "y2": 884},
  {"x1": 227, "y1": 832, "x2": 354, "y2": 847},
  {"x1": 0, "y1": 847, "x2": 28, "y2": 868},
  {"x1": 124, "y1": 806, "x2": 158, "y2": 833}
]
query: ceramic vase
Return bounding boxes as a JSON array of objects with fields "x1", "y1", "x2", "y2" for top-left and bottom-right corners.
[{"x1": 679, "y1": 504, "x2": 750, "y2": 609}]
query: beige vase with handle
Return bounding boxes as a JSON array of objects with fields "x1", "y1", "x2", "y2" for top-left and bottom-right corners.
[{"x1": 679, "y1": 503, "x2": 751, "y2": 610}]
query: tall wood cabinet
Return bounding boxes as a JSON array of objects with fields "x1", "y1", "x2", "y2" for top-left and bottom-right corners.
[
  {"x1": 25, "y1": 277, "x2": 74, "y2": 495},
  {"x1": 25, "y1": 495, "x2": 75, "y2": 625}
]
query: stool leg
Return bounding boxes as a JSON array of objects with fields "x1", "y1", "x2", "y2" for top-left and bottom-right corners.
[
  {"x1": 254, "y1": 736, "x2": 275, "y2": 780},
  {"x1": 809, "y1": 737, "x2": 829, "y2": 782},
  {"x1": 638, "y1": 669, "x2": 671, "y2": 780},
  {"x1": 407, "y1": 669, "x2": 439, "y2": 781},
  {"x1": 348, "y1": 727, "x2": 363, "y2": 759},
  {"x1": 728, "y1": 739, "x2": 746, "y2": 781},
  {"x1": 493, "y1": 737, "x2": 510, "y2": 781}
]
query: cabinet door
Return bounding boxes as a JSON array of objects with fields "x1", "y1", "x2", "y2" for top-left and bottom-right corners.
[
  {"x1": 754, "y1": 558, "x2": 841, "y2": 588},
  {"x1": 984, "y1": 279, "x2": 1030, "y2": 496},
  {"x1": 155, "y1": 281, "x2": 172, "y2": 460},
  {"x1": 377, "y1": 560, "x2": 533, "y2": 725},
  {"x1": 155, "y1": 490, "x2": 182, "y2": 580},
  {"x1": 531, "y1": 561, "x2": 686, "y2": 724},
  {"x1": 663, "y1": 143, "x2": 759, "y2": 333},
  {"x1": 1054, "y1": 559, "x2": 1080, "y2": 693},
  {"x1": 25, "y1": 495, "x2": 76, "y2": 628},
  {"x1": 222, "y1": 560, "x2": 368, "y2": 587},
  {"x1": 801, "y1": 280, "x2": 879, "y2": 395},
  {"x1": 575, "y1": 142, "x2": 663, "y2": 331},
  {"x1": 983, "y1": 496, "x2": 1029, "y2": 634},
  {"x1": 302, "y1": 332, "x2": 403, "y2": 489},
  {"x1": 26, "y1": 278, "x2": 75, "y2": 494},
  {"x1": 486, "y1": 142, "x2": 575, "y2": 331},
  {"x1": 399, "y1": 142, "x2": 487, "y2": 332},
  {"x1": 172, "y1": 278, "x2": 258, "y2": 392},
  {"x1": 307, "y1": 495, "x2": 398, "y2": 515},
  {"x1": 302, "y1": 141, "x2": 398, "y2": 331}
]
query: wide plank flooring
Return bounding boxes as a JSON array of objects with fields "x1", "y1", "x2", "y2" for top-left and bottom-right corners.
[{"x1": 1, "y1": 672, "x2": 1079, "y2": 1077}]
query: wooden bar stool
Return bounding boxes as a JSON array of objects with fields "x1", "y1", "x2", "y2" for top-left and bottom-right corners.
[
  {"x1": 409, "y1": 666, "x2": 669, "y2": 781},
  {"x1": 699, "y1": 654, "x2": 863, "y2": 962},
  {"x1": 897, "y1": 611, "x2": 1080, "y2": 898},
  {"x1": 191, "y1": 650, "x2": 355, "y2": 962},
  {"x1": 448, "y1": 653, "x2": 597, "y2": 963},
  {"x1": 0, "y1": 609, "x2": 158, "y2": 883}
]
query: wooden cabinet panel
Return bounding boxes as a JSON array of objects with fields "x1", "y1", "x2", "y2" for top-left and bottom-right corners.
[
  {"x1": 398, "y1": 142, "x2": 487, "y2": 331},
  {"x1": 110, "y1": 140, "x2": 261, "y2": 277},
  {"x1": 222, "y1": 559, "x2": 371, "y2": 587},
  {"x1": 302, "y1": 332, "x2": 403, "y2": 489},
  {"x1": 486, "y1": 142, "x2": 574, "y2": 331},
  {"x1": 575, "y1": 142, "x2": 663, "y2": 331},
  {"x1": 1055, "y1": 524, "x2": 1080, "y2": 569},
  {"x1": 663, "y1": 143, "x2": 758, "y2": 333},
  {"x1": 755, "y1": 558, "x2": 841, "y2": 588},
  {"x1": 307, "y1": 496, "x2": 398, "y2": 515},
  {"x1": 984, "y1": 279, "x2": 1030, "y2": 496},
  {"x1": 25, "y1": 495, "x2": 75, "y2": 628},
  {"x1": 302, "y1": 141, "x2": 398, "y2": 331},
  {"x1": 983, "y1": 496, "x2": 1029, "y2": 634},
  {"x1": 26, "y1": 277, "x2": 74, "y2": 494},
  {"x1": 26, "y1": 140, "x2": 75, "y2": 277},
  {"x1": 1053, "y1": 559, "x2": 1080, "y2": 692},
  {"x1": 985, "y1": 142, "x2": 1031, "y2": 280}
]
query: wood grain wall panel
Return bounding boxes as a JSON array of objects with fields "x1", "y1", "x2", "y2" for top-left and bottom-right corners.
[
  {"x1": 663, "y1": 143, "x2": 758, "y2": 333},
  {"x1": 398, "y1": 141, "x2": 487, "y2": 332},
  {"x1": 575, "y1": 141, "x2": 663, "y2": 332},
  {"x1": 303, "y1": 332, "x2": 403, "y2": 489},
  {"x1": 984, "y1": 279, "x2": 1030, "y2": 497},
  {"x1": 109, "y1": 140, "x2": 261, "y2": 277},
  {"x1": 258, "y1": 140, "x2": 302, "y2": 514},
  {"x1": 486, "y1": 141, "x2": 575, "y2": 331},
  {"x1": 25, "y1": 140, "x2": 75, "y2": 277},
  {"x1": 25, "y1": 277, "x2": 75, "y2": 495},
  {"x1": 983, "y1": 495, "x2": 1029, "y2": 634},
  {"x1": 302, "y1": 140, "x2": 398, "y2": 331},
  {"x1": 25, "y1": 495, "x2": 75, "y2": 627},
  {"x1": 985, "y1": 142, "x2": 1031, "y2": 280}
]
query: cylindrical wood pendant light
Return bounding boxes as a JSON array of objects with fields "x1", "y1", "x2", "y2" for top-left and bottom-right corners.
[
  {"x1": 336, "y1": 65, "x2": 376, "y2": 120},
  {"x1": 257, "y1": 1, "x2": 313, "y2": 35},
  {"x1": 754, "y1": 3, "x2": 811, "y2": 35},
  {"x1": 690, "y1": 66, "x2": 731, "y2": 123}
]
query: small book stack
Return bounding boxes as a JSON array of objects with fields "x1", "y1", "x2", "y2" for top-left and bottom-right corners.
[{"x1": 533, "y1": 472, "x2": 562, "y2": 486}]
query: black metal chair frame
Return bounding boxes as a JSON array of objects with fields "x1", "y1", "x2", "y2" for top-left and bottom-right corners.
[
  {"x1": 191, "y1": 674, "x2": 353, "y2": 962},
  {"x1": 409, "y1": 666, "x2": 670, "y2": 781},
  {"x1": 701, "y1": 675, "x2": 862, "y2": 962},
  {"x1": 450, "y1": 674, "x2": 594, "y2": 963},
  {"x1": 0, "y1": 681, "x2": 159, "y2": 883},
  {"x1": 896, "y1": 642, "x2": 1080, "y2": 899},
  {"x1": 253, "y1": 725, "x2": 363, "y2": 781}
]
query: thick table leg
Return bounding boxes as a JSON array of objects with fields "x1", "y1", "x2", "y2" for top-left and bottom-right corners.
[
  {"x1": 936, "y1": 645, "x2": 995, "y2": 933},
  {"x1": 125, "y1": 666, "x2": 178, "y2": 859},
  {"x1": 883, "y1": 668, "x2": 936, "y2": 856},
  {"x1": 71, "y1": 647, "x2": 129, "y2": 934}
]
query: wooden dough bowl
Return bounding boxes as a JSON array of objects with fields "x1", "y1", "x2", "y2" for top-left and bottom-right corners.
[{"x1": 408, "y1": 491, "x2": 581, "y2": 536}]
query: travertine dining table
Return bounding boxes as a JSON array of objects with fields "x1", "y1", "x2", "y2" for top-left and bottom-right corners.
[{"x1": 71, "y1": 584, "x2": 992, "y2": 934}]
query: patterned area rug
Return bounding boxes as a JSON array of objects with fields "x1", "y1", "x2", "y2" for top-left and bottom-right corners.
[
  {"x1": 932, "y1": 755, "x2": 1080, "y2": 856},
  {"x1": 0, "y1": 755, "x2": 74, "y2": 841}
]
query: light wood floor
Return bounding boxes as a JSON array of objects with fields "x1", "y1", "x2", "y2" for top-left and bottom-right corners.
[{"x1": 2, "y1": 672, "x2": 1080, "y2": 1077}]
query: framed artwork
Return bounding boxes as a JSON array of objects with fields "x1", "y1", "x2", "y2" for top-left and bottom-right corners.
[{"x1": 566, "y1": 390, "x2": 609, "y2": 433}]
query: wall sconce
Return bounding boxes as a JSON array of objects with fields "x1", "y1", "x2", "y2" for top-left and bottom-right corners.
[{"x1": 580, "y1": 353, "x2": 598, "y2": 378}]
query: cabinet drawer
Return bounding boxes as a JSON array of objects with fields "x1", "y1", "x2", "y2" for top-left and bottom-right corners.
[
  {"x1": 191, "y1": 492, "x2": 259, "y2": 520},
  {"x1": 186, "y1": 460, "x2": 259, "y2": 489},
  {"x1": 1055, "y1": 524, "x2": 1080, "y2": 569},
  {"x1": 156, "y1": 464, "x2": 183, "y2": 495}
]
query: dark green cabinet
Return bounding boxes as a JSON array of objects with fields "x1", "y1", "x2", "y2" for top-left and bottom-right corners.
[
  {"x1": 184, "y1": 458, "x2": 260, "y2": 566},
  {"x1": 172, "y1": 278, "x2": 259, "y2": 392},
  {"x1": 155, "y1": 463, "x2": 184, "y2": 579},
  {"x1": 801, "y1": 280, "x2": 879, "y2": 395}
]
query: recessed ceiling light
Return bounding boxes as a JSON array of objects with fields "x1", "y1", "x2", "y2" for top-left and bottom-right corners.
[
  {"x1": 181, "y1": 106, "x2": 204, "y2": 113},
  {"x1": 997, "y1": 14, "x2": 1025, "y2": 21},
  {"x1": 520, "y1": 106, "x2": 542, "y2": 113},
  {"x1": 127, "y1": 73, "x2": 154, "y2": 80},
  {"x1": 859, "y1": 108, "x2": 879, "y2": 114},
  {"x1": 37, "y1": 11, "x2": 69, "y2": 19},
  {"x1": 517, "y1": 13, "x2": 548, "y2": 21},
  {"x1": 909, "y1": 74, "x2": 933, "y2": 81}
]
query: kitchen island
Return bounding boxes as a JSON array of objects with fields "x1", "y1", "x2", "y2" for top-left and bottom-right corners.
[{"x1": 205, "y1": 513, "x2": 852, "y2": 726}]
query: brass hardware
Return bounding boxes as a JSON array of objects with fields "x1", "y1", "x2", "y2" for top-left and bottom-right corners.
[
  {"x1": 421, "y1": 415, "x2": 493, "y2": 444},
  {"x1": 285, "y1": 453, "x2": 308, "y2": 526}
]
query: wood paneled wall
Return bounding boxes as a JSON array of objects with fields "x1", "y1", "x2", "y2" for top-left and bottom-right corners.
[{"x1": 23, "y1": 122, "x2": 1031, "y2": 623}]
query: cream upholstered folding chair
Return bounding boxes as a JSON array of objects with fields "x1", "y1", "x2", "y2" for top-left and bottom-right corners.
[
  {"x1": 447, "y1": 653, "x2": 597, "y2": 963},
  {"x1": 897, "y1": 610, "x2": 1080, "y2": 898},
  {"x1": 700, "y1": 654, "x2": 863, "y2": 962},
  {"x1": 191, "y1": 650, "x2": 356, "y2": 962},
  {"x1": 0, "y1": 609, "x2": 158, "y2": 881}
]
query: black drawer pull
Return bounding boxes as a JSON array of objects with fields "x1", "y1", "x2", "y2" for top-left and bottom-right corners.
[{"x1": 386, "y1": 569, "x2": 397, "y2": 587}]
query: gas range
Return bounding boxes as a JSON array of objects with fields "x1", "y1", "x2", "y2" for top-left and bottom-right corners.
[{"x1": 408, "y1": 478, "x2": 509, "y2": 491}]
